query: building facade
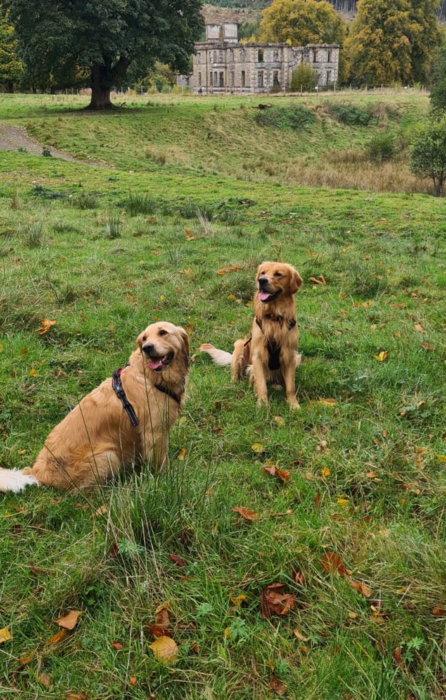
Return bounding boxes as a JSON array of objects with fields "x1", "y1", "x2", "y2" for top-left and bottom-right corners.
[{"x1": 191, "y1": 23, "x2": 340, "y2": 95}]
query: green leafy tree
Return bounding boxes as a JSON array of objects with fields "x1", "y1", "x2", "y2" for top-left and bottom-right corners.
[
  {"x1": 258, "y1": 0, "x2": 346, "y2": 46},
  {"x1": 346, "y1": 0, "x2": 440, "y2": 87},
  {"x1": 0, "y1": 8, "x2": 22, "y2": 92},
  {"x1": 290, "y1": 63, "x2": 318, "y2": 91},
  {"x1": 410, "y1": 118, "x2": 446, "y2": 195},
  {"x1": 4, "y1": 0, "x2": 203, "y2": 109},
  {"x1": 430, "y1": 43, "x2": 446, "y2": 110}
]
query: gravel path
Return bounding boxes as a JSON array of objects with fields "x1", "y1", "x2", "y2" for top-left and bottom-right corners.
[{"x1": 0, "y1": 124, "x2": 88, "y2": 163}]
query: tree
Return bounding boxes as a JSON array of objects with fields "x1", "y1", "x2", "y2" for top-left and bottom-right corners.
[
  {"x1": 0, "y1": 8, "x2": 22, "y2": 92},
  {"x1": 258, "y1": 0, "x2": 346, "y2": 46},
  {"x1": 430, "y1": 43, "x2": 446, "y2": 110},
  {"x1": 345, "y1": 0, "x2": 441, "y2": 87},
  {"x1": 4, "y1": 0, "x2": 203, "y2": 109},
  {"x1": 410, "y1": 118, "x2": 446, "y2": 195},
  {"x1": 290, "y1": 63, "x2": 318, "y2": 91}
]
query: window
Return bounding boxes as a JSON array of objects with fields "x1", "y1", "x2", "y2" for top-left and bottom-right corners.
[
  {"x1": 241, "y1": 70, "x2": 246, "y2": 87},
  {"x1": 214, "y1": 71, "x2": 218, "y2": 86},
  {"x1": 258, "y1": 49, "x2": 264, "y2": 63},
  {"x1": 219, "y1": 51, "x2": 224, "y2": 63},
  {"x1": 219, "y1": 71, "x2": 224, "y2": 87},
  {"x1": 327, "y1": 50, "x2": 332, "y2": 63},
  {"x1": 273, "y1": 71, "x2": 280, "y2": 87},
  {"x1": 230, "y1": 71, "x2": 235, "y2": 87},
  {"x1": 198, "y1": 72, "x2": 202, "y2": 87},
  {"x1": 313, "y1": 50, "x2": 318, "y2": 63},
  {"x1": 273, "y1": 49, "x2": 279, "y2": 61},
  {"x1": 229, "y1": 49, "x2": 234, "y2": 62},
  {"x1": 258, "y1": 71, "x2": 264, "y2": 88},
  {"x1": 210, "y1": 72, "x2": 213, "y2": 87},
  {"x1": 326, "y1": 70, "x2": 332, "y2": 84}
]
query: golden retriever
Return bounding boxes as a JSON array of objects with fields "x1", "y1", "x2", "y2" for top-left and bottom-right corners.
[
  {"x1": 201, "y1": 262, "x2": 303, "y2": 409},
  {"x1": 0, "y1": 322, "x2": 189, "y2": 493}
]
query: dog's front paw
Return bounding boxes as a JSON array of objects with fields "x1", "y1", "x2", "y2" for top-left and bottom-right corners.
[
  {"x1": 288, "y1": 398, "x2": 301, "y2": 410},
  {"x1": 257, "y1": 397, "x2": 269, "y2": 409}
]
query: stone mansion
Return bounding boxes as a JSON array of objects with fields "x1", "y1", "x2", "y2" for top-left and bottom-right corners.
[{"x1": 191, "y1": 23, "x2": 340, "y2": 95}]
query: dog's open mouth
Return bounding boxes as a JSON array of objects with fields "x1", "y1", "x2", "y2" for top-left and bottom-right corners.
[
  {"x1": 147, "y1": 351, "x2": 174, "y2": 372},
  {"x1": 258, "y1": 289, "x2": 282, "y2": 303}
]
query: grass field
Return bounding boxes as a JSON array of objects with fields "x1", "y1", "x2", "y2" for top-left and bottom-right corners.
[{"x1": 0, "y1": 92, "x2": 445, "y2": 700}]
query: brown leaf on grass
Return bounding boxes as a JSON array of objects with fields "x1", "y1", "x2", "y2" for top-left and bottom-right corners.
[
  {"x1": 432, "y1": 606, "x2": 446, "y2": 616},
  {"x1": 232, "y1": 507, "x2": 260, "y2": 522},
  {"x1": 168, "y1": 554, "x2": 186, "y2": 568},
  {"x1": 393, "y1": 647, "x2": 405, "y2": 667},
  {"x1": 260, "y1": 583, "x2": 296, "y2": 619},
  {"x1": 270, "y1": 675, "x2": 287, "y2": 695},
  {"x1": 149, "y1": 636, "x2": 179, "y2": 665},
  {"x1": 147, "y1": 623, "x2": 170, "y2": 638},
  {"x1": 230, "y1": 594, "x2": 247, "y2": 611},
  {"x1": 292, "y1": 568, "x2": 305, "y2": 587},
  {"x1": 45, "y1": 629, "x2": 67, "y2": 646},
  {"x1": 414, "y1": 324, "x2": 425, "y2": 333},
  {"x1": 129, "y1": 677, "x2": 137, "y2": 686},
  {"x1": 18, "y1": 649, "x2": 37, "y2": 665},
  {"x1": 111, "y1": 641, "x2": 123, "y2": 650},
  {"x1": 95, "y1": 504, "x2": 107, "y2": 516},
  {"x1": 318, "y1": 397, "x2": 337, "y2": 407},
  {"x1": 38, "y1": 673, "x2": 51, "y2": 689},
  {"x1": 66, "y1": 694, "x2": 87, "y2": 700},
  {"x1": 36, "y1": 318, "x2": 56, "y2": 336},
  {"x1": 314, "y1": 491, "x2": 321, "y2": 507},
  {"x1": 155, "y1": 608, "x2": 170, "y2": 629},
  {"x1": 293, "y1": 629, "x2": 309, "y2": 642},
  {"x1": 0, "y1": 628, "x2": 12, "y2": 644},
  {"x1": 274, "y1": 416, "x2": 285, "y2": 426},
  {"x1": 349, "y1": 579, "x2": 372, "y2": 598},
  {"x1": 191, "y1": 640, "x2": 200, "y2": 655},
  {"x1": 262, "y1": 465, "x2": 290, "y2": 482},
  {"x1": 56, "y1": 610, "x2": 84, "y2": 630},
  {"x1": 321, "y1": 552, "x2": 348, "y2": 576}
]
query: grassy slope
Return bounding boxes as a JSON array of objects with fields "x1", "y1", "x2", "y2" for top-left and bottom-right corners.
[{"x1": 0, "y1": 94, "x2": 445, "y2": 700}]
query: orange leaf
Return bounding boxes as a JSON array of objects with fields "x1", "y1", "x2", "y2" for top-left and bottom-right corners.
[
  {"x1": 149, "y1": 636, "x2": 179, "y2": 665},
  {"x1": 147, "y1": 623, "x2": 170, "y2": 638},
  {"x1": 321, "y1": 552, "x2": 348, "y2": 576},
  {"x1": 45, "y1": 629, "x2": 67, "y2": 646},
  {"x1": 66, "y1": 694, "x2": 87, "y2": 700},
  {"x1": 129, "y1": 677, "x2": 137, "y2": 686},
  {"x1": 270, "y1": 675, "x2": 287, "y2": 696},
  {"x1": 432, "y1": 606, "x2": 446, "y2": 616},
  {"x1": 260, "y1": 583, "x2": 296, "y2": 618},
  {"x1": 168, "y1": 554, "x2": 186, "y2": 568},
  {"x1": 18, "y1": 649, "x2": 37, "y2": 664},
  {"x1": 56, "y1": 610, "x2": 84, "y2": 630},
  {"x1": 36, "y1": 318, "x2": 56, "y2": 336},
  {"x1": 38, "y1": 673, "x2": 51, "y2": 689},
  {"x1": 349, "y1": 578, "x2": 372, "y2": 598},
  {"x1": 111, "y1": 641, "x2": 123, "y2": 650},
  {"x1": 318, "y1": 398, "x2": 337, "y2": 407},
  {"x1": 232, "y1": 507, "x2": 260, "y2": 522}
]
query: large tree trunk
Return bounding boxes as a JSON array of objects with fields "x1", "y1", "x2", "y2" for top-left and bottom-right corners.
[{"x1": 87, "y1": 57, "x2": 131, "y2": 110}]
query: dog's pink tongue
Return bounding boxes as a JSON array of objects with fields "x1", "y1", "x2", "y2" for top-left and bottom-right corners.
[
  {"x1": 149, "y1": 359, "x2": 164, "y2": 370},
  {"x1": 258, "y1": 291, "x2": 271, "y2": 302}
]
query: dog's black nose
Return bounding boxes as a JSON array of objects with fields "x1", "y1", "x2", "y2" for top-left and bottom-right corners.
[
  {"x1": 142, "y1": 343, "x2": 154, "y2": 355},
  {"x1": 258, "y1": 276, "x2": 269, "y2": 288}
]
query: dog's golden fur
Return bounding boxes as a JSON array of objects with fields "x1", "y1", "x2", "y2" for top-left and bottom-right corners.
[
  {"x1": 201, "y1": 262, "x2": 303, "y2": 409},
  {"x1": 0, "y1": 322, "x2": 189, "y2": 492}
]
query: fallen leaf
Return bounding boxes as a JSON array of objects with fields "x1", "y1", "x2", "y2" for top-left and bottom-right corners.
[
  {"x1": 147, "y1": 623, "x2": 170, "y2": 638},
  {"x1": 373, "y1": 351, "x2": 389, "y2": 362},
  {"x1": 270, "y1": 675, "x2": 287, "y2": 696},
  {"x1": 274, "y1": 416, "x2": 285, "y2": 426},
  {"x1": 260, "y1": 583, "x2": 296, "y2": 618},
  {"x1": 393, "y1": 646, "x2": 404, "y2": 667},
  {"x1": 421, "y1": 342, "x2": 435, "y2": 351},
  {"x1": 56, "y1": 610, "x2": 84, "y2": 630},
  {"x1": 149, "y1": 636, "x2": 179, "y2": 665},
  {"x1": 178, "y1": 447, "x2": 187, "y2": 461},
  {"x1": 38, "y1": 673, "x2": 51, "y2": 689},
  {"x1": 129, "y1": 677, "x2": 137, "y2": 686},
  {"x1": 66, "y1": 694, "x2": 87, "y2": 700},
  {"x1": 251, "y1": 442, "x2": 264, "y2": 453},
  {"x1": 29, "y1": 368, "x2": 37, "y2": 377},
  {"x1": 232, "y1": 507, "x2": 260, "y2": 522},
  {"x1": 414, "y1": 324, "x2": 425, "y2": 333},
  {"x1": 191, "y1": 640, "x2": 200, "y2": 655},
  {"x1": 318, "y1": 398, "x2": 337, "y2": 407},
  {"x1": 0, "y1": 628, "x2": 12, "y2": 644},
  {"x1": 45, "y1": 629, "x2": 67, "y2": 646},
  {"x1": 36, "y1": 318, "x2": 56, "y2": 336},
  {"x1": 321, "y1": 552, "x2": 348, "y2": 576},
  {"x1": 321, "y1": 467, "x2": 331, "y2": 477},
  {"x1": 168, "y1": 554, "x2": 186, "y2": 568},
  {"x1": 293, "y1": 629, "x2": 309, "y2": 642},
  {"x1": 18, "y1": 649, "x2": 37, "y2": 664},
  {"x1": 230, "y1": 594, "x2": 247, "y2": 610},
  {"x1": 95, "y1": 504, "x2": 107, "y2": 516},
  {"x1": 349, "y1": 579, "x2": 372, "y2": 598},
  {"x1": 314, "y1": 491, "x2": 321, "y2": 507},
  {"x1": 432, "y1": 606, "x2": 446, "y2": 616},
  {"x1": 111, "y1": 641, "x2": 123, "y2": 650}
]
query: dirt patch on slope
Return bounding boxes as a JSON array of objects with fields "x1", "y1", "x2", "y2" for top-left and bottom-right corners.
[{"x1": 0, "y1": 124, "x2": 91, "y2": 164}]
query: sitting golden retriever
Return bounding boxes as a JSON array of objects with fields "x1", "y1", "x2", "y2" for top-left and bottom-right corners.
[
  {"x1": 201, "y1": 262, "x2": 303, "y2": 409},
  {"x1": 0, "y1": 322, "x2": 189, "y2": 492}
]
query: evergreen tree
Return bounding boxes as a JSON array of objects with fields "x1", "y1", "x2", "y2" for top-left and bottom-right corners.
[
  {"x1": 4, "y1": 0, "x2": 203, "y2": 109},
  {"x1": 430, "y1": 43, "x2": 446, "y2": 110}
]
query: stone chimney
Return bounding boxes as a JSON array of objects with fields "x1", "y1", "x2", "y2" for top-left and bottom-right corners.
[
  {"x1": 205, "y1": 24, "x2": 220, "y2": 43},
  {"x1": 222, "y1": 22, "x2": 238, "y2": 44}
]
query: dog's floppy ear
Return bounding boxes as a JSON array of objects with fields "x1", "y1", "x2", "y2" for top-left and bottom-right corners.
[{"x1": 289, "y1": 267, "x2": 303, "y2": 294}]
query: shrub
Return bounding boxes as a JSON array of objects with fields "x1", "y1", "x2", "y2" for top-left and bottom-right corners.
[
  {"x1": 325, "y1": 101, "x2": 372, "y2": 126},
  {"x1": 72, "y1": 193, "x2": 98, "y2": 210},
  {"x1": 22, "y1": 221, "x2": 44, "y2": 248},
  {"x1": 410, "y1": 118, "x2": 446, "y2": 196},
  {"x1": 105, "y1": 212, "x2": 122, "y2": 238},
  {"x1": 255, "y1": 106, "x2": 315, "y2": 130},
  {"x1": 366, "y1": 132, "x2": 396, "y2": 162},
  {"x1": 123, "y1": 192, "x2": 157, "y2": 216},
  {"x1": 290, "y1": 63, "x2": 318, "y2": 92}
]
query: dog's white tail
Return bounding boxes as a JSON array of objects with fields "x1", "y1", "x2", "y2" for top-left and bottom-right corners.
[
  {"x1": 0, "y1": 468, "x2": 40, "y2": 494},
  {"x1": 200, "y1": 343, "x2": 233, "y2": 367}
]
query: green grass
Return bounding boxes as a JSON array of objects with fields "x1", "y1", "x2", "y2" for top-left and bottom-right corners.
[{"x1": 0, "y1": 93, "x2": 446, "y2": 700}]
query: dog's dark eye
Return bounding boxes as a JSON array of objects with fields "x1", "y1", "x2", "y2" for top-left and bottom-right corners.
[
  {"x1": 158, "y1": 330, "x2": 168, "y2": 336},
  {"x1": 142, "y1": 335, "x2": 147, "y2": 341},
  {"x1": 274, "y1": 272, "x2": 282, "y2": 277}
]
